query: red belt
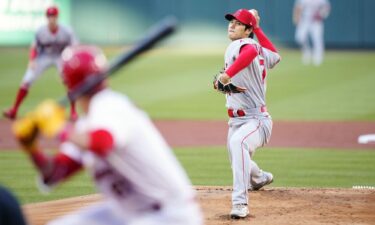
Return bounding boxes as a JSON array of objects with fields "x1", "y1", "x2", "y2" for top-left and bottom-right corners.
[{"x1": 228, "y1": 106, "x2": 267, "y2": 118}]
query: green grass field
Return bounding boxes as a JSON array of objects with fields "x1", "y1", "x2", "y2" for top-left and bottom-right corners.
[
  {"x1": 1, "y1": 47, "x2": 374, "y2": 120},
  {"x1": 1, "y1": 147, "x2": 375, "y2": 204},
  {"x1": 0, "y1": 47, "x2": 374, "y2": 204}
]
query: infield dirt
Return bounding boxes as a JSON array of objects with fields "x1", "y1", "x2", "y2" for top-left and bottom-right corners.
[
  {"x1": 1, "y1": 120, "x2": 375, "y2": 149},
  {"x1": 23, "y1": 187, "x2": 375, "y2": 225}
]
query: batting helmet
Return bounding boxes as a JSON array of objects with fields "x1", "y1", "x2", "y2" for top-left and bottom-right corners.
[
  {"x1": 225, "y1": 9, "x2": 256, "y2": 27},
  {"x1": 46, "y1": 6, "x2": 59, "y2": 17},
  {"x1": 61, "y1": 46, "x2": 107, "y2": 92}
]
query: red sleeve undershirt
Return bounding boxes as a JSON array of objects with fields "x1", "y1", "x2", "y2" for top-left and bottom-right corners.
[
  {"x1": 253, "y1": 28, "x2": 278, "y2": 53},
  {"x1": 225, "y1": 28, "x2": 278, "y2": 78},
  {"x1": 89, "y1": 129, "x2": 114, "y2": 157},
  {"x1": 27, "y1": 129, "x2": 114, "y2": 186},
  {"x1": 226, "y1": 44, "x2": 258, "y2": 78},
  {"x1": 30, "y1": 150, "x2": 82, "y2": 186}
]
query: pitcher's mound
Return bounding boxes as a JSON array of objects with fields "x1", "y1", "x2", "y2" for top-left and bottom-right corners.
[{"x1": 23, "y1": 187, "x2": 375, "y2": 225}]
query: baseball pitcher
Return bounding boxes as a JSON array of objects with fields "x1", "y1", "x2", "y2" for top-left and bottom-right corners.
[
  {"x1": 293, "y1": 0, "x2": 331, "y2": 66},
  {"x1": 3, "y1": 6, "x2": 79, "y2": 120},
  {"x1": 13, "y1": 46, "x2": 203, "y2": 225},
  {"x1": 213, "y1": 9, "x2": 281, "y2": 219}
]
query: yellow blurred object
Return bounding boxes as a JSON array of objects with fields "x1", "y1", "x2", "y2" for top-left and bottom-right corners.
[
  {"x1": 12, "y1": 112, "x2": 39, "y2": 151},
  {"x1": 12, "y1": 114, "x2": 37, "y2": 140},
  {"x1": 33, "y1": 99, "x2": 67, "y2": 137}
]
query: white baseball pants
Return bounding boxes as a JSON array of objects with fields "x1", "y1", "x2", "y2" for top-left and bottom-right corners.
[
  {"x1": 295, "y1": 21, "x2": 324, "y2": 66},
  {"x1": 227, "y1": 116, "x2": 272, "y2": 205},
  {"x1": 22, "y1": 55, "x2": 62, "y2": 85}
]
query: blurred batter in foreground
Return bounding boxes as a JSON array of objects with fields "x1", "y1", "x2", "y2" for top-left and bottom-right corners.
[{"x1": 13, "y1": 46, "x2": 203, "y2": 225}]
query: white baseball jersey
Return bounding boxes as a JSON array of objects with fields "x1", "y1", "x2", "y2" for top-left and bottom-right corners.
[
  {"x1": 34, "y1": 24, "x2": 78, "y2": 57},
  {"x1": 59, "y1": 89, "x2": 202, "y2": 225},
  {"x1": 295, "y1": 0, "x2": 330, "y2": 23},
  {"x1": 224, "y1": 38, "x2": 280, "y2": 111}
]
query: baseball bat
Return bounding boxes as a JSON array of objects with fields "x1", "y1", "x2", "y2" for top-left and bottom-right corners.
[{"x1": 61, "y1": 16, "x2": 177, "y2": 105}]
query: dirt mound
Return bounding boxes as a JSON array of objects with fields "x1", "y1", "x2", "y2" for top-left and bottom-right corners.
[{"x1": 23, "y1": 187, "x2": 375, "y2": 225}]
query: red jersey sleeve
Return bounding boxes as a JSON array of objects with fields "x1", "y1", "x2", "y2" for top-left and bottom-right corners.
[
  {"x1": 29, "y1": 150, "x2": 82, "y2": 186},
  {"x1": 29, "y1": 46, "x2": 37, "y2": 60},
  {"x1": 89, "y1": 129, "x2": 114, "y2": 157},
  {"x1": 253, "y1": 28, "x2": 278, "y2": 53},
  {"x1": 225, "y1": 44, "x2": 258, "y2": 78}
]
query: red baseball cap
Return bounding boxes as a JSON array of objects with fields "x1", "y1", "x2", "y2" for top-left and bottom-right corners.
[
  {"x1": 46, "y1": 6, "x2": 59, "y2": 17},
  {"x1": 62, "y1": 46, "x2": 107, "y2": 92},
  {"x1": 225, "y1": 9, "x2": 256, "y2": 27}
]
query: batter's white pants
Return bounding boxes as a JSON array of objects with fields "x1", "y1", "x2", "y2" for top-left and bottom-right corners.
[
  {"x1": 295, "y1": 21, "x2": 324, "y2": 66},
  {"x1": 227, "y1": 116, "x2": 272, "y2": 205},
  {"x1": 22, "y1": 55, "x2": 62, "y2": 85},
  {"x1": 46, "y1": 199, "x2": 203, "y2": 225}
]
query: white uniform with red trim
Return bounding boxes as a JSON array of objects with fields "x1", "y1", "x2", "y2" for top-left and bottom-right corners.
[
  {"x1": 294, "y1": 0, "x2": 330, "y2": 65},
  {"x1": 224, "y1": 38, "x2": 280, "y2": 205},
  {"x1": 49, "y1": 89, "x2": 202, "y2": 225},
  {"x1": 23, "y1": 24, "x2": 78, "y2": 85}
]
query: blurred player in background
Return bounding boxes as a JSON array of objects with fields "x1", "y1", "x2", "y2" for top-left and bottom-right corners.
[
  {"x1": 13, "y1": 46, "x2": 203, "y2": 225},
  {"x1": 3, "y1": 5, "x2": 79, "y2": 120},
  {"x1": 214, "y1": 9, "x2": 280, "y2": 219},
  {"x1": 293, "y1": 0, "x2": 330, "y2": 66}
]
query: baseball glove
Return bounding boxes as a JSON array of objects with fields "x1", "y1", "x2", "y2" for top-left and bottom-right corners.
[
  {"x1": 33, "y1": 100, "x2": 66, "y2": 138},
  {"x1": 12, "y1": 100, "x2": 67, "y2": 152},
  {"x1": 213, "y1": 74, "x2": 246, "y2": 94}
]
